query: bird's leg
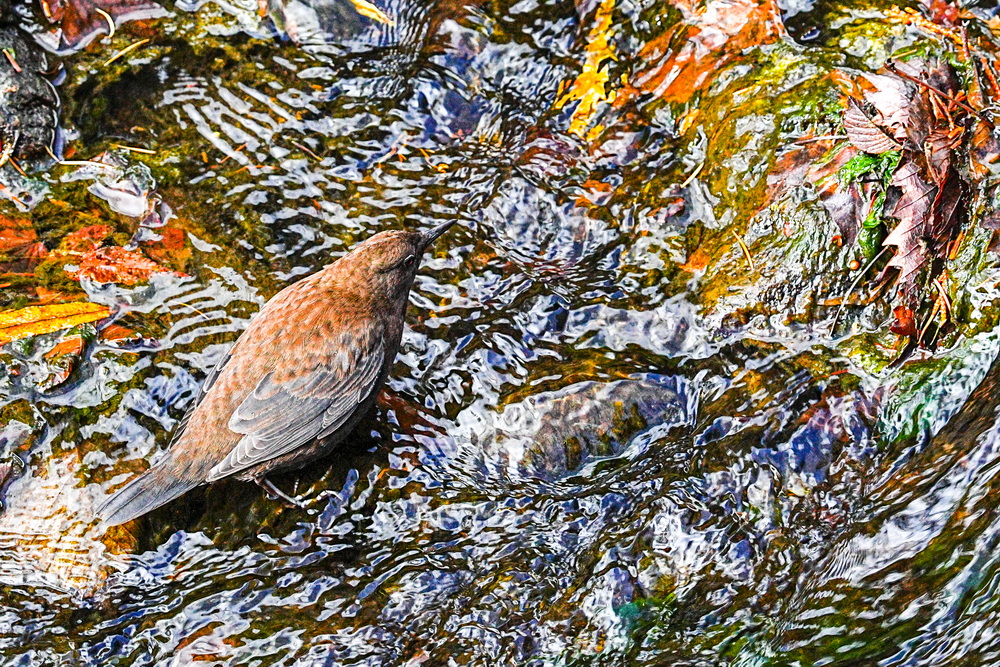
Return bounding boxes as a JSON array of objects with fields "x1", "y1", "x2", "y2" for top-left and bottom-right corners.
[{"x1": 256, "y1": 477, "x2": 308, "y2": 510}]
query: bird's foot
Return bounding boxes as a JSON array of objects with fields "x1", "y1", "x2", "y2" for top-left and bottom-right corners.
[{"x1": 256, "y1": 477, "x2": 309, "y2": 510}]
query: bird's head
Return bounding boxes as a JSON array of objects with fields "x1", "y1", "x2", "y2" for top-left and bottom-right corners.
[{"x1": 335, "y1": 221, "x2": 456, "y2": 305}]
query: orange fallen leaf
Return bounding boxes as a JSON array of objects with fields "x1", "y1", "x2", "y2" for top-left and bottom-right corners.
[
  {"x1": 142, "y1": 226, "x2": 190, "y2": 266},
  {"x1": 72, "y1": 246, "x2": 175, "y2": 285},
  {"x1": 680, "y1": 248, "x2": 710, "y2": 272},
  {"x1": 60, "y1": 225, "x2": 112, "y2": 254},
  {"x1": 41, "y1": 334, "x2": 86, "y2": 390},
  {"x1": 44, "y1": 334, "x2": 85, "y2": 360},
  {"x1": 620, "y1": 0, "x2": 785, "y2": 105},
  {"x1": 0, "y1": 215, "x2": 47, "y2": 273},
  {"x1": 575, "y1": 179, "x2": 614, "y2": 206},
  {"x1": 100, "y1": 323, "x2": 139, "y2": 344},
  {"x1": 0, "y1": 302, "x2": 110, "y2": 346}
]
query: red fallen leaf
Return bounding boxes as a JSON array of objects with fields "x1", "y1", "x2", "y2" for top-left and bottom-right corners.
[
  {"x1": 844, "y1": 98, "x2": 901, "y2": 154},
  {"x1": 71, "y1": 246, "x2": 175, "y2": 285},
  {"x1": 37, "y1": 0, "x2": 167, "y2": 53},
  {"x1": 890, "y1": 305, "x2": 918, "y2": 337},
  {"x1": 621, "y1": 0, "x2": 785, "y2": 104}
]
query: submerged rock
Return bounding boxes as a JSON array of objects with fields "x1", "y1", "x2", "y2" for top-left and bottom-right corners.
[{"x1": 441, "y1": 375, "x2": 696, "y2": 481}]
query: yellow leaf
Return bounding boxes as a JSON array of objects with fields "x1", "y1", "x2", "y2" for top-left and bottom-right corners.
[
  {"x1": 350, "y1": 0, "x2": 395, "y2": 25},
  {"x1": 0, "y1": 302, "x2": 110, "y2": 346},
  {"x1": 555, "y1": 0, "x2": 619, "y2": 140}
]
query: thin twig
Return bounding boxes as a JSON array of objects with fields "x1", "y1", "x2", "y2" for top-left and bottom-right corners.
[
  {"x1": 112, "y1": 143, "x2": 156, "y2": 155},
  {"x1": 731, "y1": 231, "x2": 755, "y2": 271},
  {"x1": 918, "y1": 299, "x2": 940, "y2": 344},
  {"x1": 94, "y1": 7, "x2": 116, "y2": 38},
  {"x1": 0, "y1": 129, "x2": 18, "y2": 169},
  {"x1": 103, "y1": 39, "x2": 151, "y2": 67},
  {"x1": 983, "y1": 58, "x2": 1000, "y2": 102},
  {"x1": 2, "y1": 48, "x2": 21, "y2": 73},
  {"x1": 291, "y1": 141, "x2": 321, "y2": 162},
  {"x1": 8, "y1": 157, "x2": 26, "y2": 177},
  {"x1": 0, "y1": 183, "x2": 26, "y2": 207},
  {"x1": 217, "y1": 143, "x2": 246, "y2": 165},
  {"x1": 57, "y1": 160, "x2": 117, "y2": 169},
  {"x1": 792, "y1": 135, "x2": 847, "y2": 145},
  {"x1": 933, "y1": 278, "x2": 952, "y2": 320},
  {"x1": 680, "y1": 162, "x2": 705, "y2": 188}
]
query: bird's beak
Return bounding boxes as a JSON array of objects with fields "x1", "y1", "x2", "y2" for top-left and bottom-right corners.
[{"x1": 420, "y1": 220, "x2": 457, "y2": 251}]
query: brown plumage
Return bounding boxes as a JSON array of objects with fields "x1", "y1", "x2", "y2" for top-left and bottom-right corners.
[{"x1": 97, "y1": 222, "x2": 456, "y2": 526}]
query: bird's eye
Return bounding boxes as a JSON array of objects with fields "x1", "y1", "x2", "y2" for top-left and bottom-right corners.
[{"x1": 402, "y1": 254, "x2": 416, "y2": 268}]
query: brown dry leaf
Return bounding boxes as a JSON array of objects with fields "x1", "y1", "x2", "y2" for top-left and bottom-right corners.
[
  {"x1": 555, "y1": 0, "x2": 621, "y2": 140},
  {"x1": 622, "y1": 0, "x2": 785, "y2": 105},
  {"x1": 0, "y1": 303, "x2": 110, "y2": 346},
  {"x1": 844, "y1": 98, "x2": 901, "y2": 154},
  {"x1": 883, "y1": 159, "x2": 937, "y2": 287},
  {"x1": 970, "y1": 120, "x2": 1000, "y2": 180},
  {"x1": 924, "y1": 128, "x2": 960, "y2": 184},
  {"x1": 72, "y1": 246, "x2": 174, "y2": 285},
  {"x1": 806, "y1": 145, "x2": 862, "y2": 242},
  {"x1": 855, "y1": 72, "x2": 912, "y2": 142}
]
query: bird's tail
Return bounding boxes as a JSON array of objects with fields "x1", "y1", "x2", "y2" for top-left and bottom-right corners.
[{"x1": 96, "y1": 465, "x2": 201, "y2": 527}]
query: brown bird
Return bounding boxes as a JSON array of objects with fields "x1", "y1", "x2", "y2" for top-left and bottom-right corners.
[{"x1": 97, "y1": 222, "x2": 456, "y2": 526}]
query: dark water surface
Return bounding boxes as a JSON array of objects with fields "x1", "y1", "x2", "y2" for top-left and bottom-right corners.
[{"x1": 3, "y1": 0, "x2": 1000, "y2": 664}]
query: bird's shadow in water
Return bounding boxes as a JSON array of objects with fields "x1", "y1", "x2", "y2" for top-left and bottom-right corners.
[{"x1": 133, "y1": 392, "x2": 435, "y2": 552}]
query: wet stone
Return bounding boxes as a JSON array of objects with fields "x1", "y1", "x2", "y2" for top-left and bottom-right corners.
[{"x1": 0, "y1": 5, "x2": 59, "y2": 169}]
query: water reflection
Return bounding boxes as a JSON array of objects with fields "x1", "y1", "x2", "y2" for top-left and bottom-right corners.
[{"x1": 2, "y1": 0, "x2": 1000, "y2": 663}]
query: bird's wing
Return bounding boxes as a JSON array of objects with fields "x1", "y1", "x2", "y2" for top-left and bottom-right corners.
[
  {"x1": 163, "y1": 348, "x2": 233, "y2": 449},
  {"x1": 206, "y1": 324, "x2": 385, "y2": 481}
]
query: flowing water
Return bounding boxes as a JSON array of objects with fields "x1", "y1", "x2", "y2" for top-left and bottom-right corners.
[{"x1": 3, "y1": 0, "x2": 1000, "y2": 664}]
